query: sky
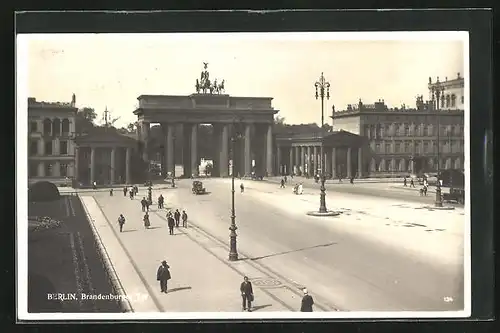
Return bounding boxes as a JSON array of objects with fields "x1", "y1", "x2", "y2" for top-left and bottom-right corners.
[{"x1": 22, "y1": 32, "x2": 466, "y2": 127}]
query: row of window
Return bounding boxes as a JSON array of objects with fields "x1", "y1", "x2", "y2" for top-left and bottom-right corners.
[
  {"x1": 365, "y1": 124, "x2": 463, "y2": 139},
  {"x1": 437, "y1": 94, "x2": 464, "y2": 108},
  {"x1": 373, "y1": 140, "x2": 464, "y2": 154},
  {"x1": 30, "y1": 118, "x2": 72, "y2": 135},
  {"x1": 28, "y1": 162, "x2": 69, "y2": 177},
  {"x1": 29, "y1": 140, "x2": 69, "y2": 156}
]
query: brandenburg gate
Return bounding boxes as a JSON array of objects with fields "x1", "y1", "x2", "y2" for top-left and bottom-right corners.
[{"x1": 133, "y1": 63, "x2": 279, "y2": 178}]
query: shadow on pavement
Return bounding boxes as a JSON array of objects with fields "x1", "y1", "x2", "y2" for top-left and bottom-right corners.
[
  {"x1": 250, "y1": 242, "x2": 338, "y2": 261},
  {"x1": 168, "y1": 286, "x2": 192, "y2": 293},
  {"x1": 252, "y1": 304, "x2": 272, "y2": 311},
  {"x1": 147, "y1": 226, "x2": 162, "y2": 230},
  {"x1": 121, "y1": 229, "x2": 138, "y2": 233}
]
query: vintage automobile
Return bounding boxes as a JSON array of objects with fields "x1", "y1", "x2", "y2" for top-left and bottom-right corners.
[{"x1": 192, "y1": 180, "x2": 207, "y2": 195}]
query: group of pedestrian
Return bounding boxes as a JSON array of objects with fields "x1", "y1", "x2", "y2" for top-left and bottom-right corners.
[
  {"x1": 141, "y1": 197, "x2": 151, "y2": 212},
  {"x1": 403, "y1": 176, "x2": 416, "y2": 188},
  {"x1": 124, "y1": 185, "x2": 138, "y2": 199},
  {"x1": 238, "y1": 275, "x2": 314, "y2": 312},
  {"x1": 157, "y1": 194, "x2": 164, "y2": 209},
  {"x1": 165, "y1": 209, "x2": 188, "y2": 235}
]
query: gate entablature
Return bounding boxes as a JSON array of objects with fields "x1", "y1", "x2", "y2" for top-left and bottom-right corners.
[{"x1": 134, "y1": 94, "x2": 277, "y2": 124}]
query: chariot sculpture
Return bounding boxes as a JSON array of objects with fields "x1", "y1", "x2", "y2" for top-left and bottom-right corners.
[{"x1": 195, "y1": 62, "x2": 226, "y2": 95}]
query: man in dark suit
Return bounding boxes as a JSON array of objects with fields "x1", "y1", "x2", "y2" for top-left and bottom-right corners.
[
  {"x1": 240, "y1": 276, "x2": 254, "y2": 311},
  {"x1": 300, "y1": 288, "x2": 314, "y2": 312},
  {"x1": 156, "y1": 260, "x2": 171, "y2": 293}
]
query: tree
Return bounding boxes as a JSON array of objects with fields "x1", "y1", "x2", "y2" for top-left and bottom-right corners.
[
  {"x1": 79, "y1": 107, "x2": 98, "y2": 122},
  {"x1": 75, "y1": 107, "x2": 97, "y2": 135},
  {"x1": 127, "y1": 122, "x2": 138, "y2": 133}
]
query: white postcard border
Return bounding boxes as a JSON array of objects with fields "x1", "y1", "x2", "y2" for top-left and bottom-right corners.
[{"x1": 16, "y1": 31, "x2": 471, "y2": 320}]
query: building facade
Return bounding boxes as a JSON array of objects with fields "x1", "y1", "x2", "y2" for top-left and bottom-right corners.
[
  {"x1": 28, "y1": 97, "x2": 78, "y2": 185},
  {"x1": 275, "y1": 130, "x2": 367, "y2": 179},
  {"x1": 74, "y1": 129, "x2": 138, "y2": 186},
  {"x1": 331, "y1": 75, "x2": 465, "y2": 177}
]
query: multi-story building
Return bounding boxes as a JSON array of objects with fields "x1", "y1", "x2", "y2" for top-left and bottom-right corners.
[
  {"x1": 331, "y1": 74, "x2": 465, "y2": 177},
  {"x1": 28, "y1": 96, "x2": 78, "y2": 185}
]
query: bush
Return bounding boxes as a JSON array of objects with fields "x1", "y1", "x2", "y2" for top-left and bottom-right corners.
[{"x1": 28, "y1": 181, "x2": 60, "y2": 202}]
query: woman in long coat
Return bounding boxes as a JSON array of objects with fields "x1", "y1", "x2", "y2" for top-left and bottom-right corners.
[{"x1": 143, "y1": 213, "x2": 150, "y2": 229}]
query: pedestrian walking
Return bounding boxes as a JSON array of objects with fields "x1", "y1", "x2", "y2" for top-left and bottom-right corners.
[
  {"x1": 141, "y1": 197, "x2": 147, "y2": 212},
  {"x1": 240, "y1": 276, "x2": 254, "y2": 312},
  {"x1": 284, "y1": 175, "x2": 287, "y2": 183},
  {"x1": 156, "y1": 260, "x2": 171, "y2": 293},
  {"x1": 146, "y1": 200, "x2": 150, "y2": 212},
  {"x1": 174, "y1": 209, "x2": 181, "y2": 227},
  {"x1": 280, "y1": 178, "x2": 285, "y2": 188},
  {"x1": 123, "y1": 186, "x2": 128, "y2": 196},
  {"x1": 181, "y1": 210, "x2": 188, "y2": 228},
  {"x1": 92, "y1": 181, "x2": 97, "y2": 190},
  {"x1": 143, "y1": 213, "x2": 150, "y2": 229},
  {"x1": 118, "y1": 214, "x2": 125, "y2": 232},
  {"x1": 158, "y1": 194, "x2": 164, "y2": 209},
  {"x1": 300, "y1": 288, "x2": 314, "y2": 312},
  {"x1": 410, "y1": 178, "x2": 415, "y2": 188},
  {"x1": 109, "y1": 188, "x2": 113, "y2": 196},
  {"x1": 129, "y1": 190, "x2": 134, "y2": 200},
  {"x1": 134, "y1": 185, "x2": 139, "y2": 195},
  {"x1": 167, "y1": 215, "x2": 175, "y2": 235},
  {"x1": 403, "y1": 177, "x2": 407, "y2": 187},
  {"x1": 240, "y1": 183, "x2": 244, "y2": 193}
]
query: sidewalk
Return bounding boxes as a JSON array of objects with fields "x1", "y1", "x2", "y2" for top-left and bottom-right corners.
[
  {"x1": 81, "y1": 192, "x2": 305, "y2": 312},
  {"x1": 266, "y1": 176, "x2": 405, "y2": 184}
]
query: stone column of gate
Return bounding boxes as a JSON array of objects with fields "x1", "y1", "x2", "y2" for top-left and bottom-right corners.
[
  {"x1": 179, "y1": 123, "x2": 189, "y2": 177},
  {"x1": 211, "y1": 124, "x2": 221, "y2": 177},
  {"x1": 331, "y1": 147, "x2": 337, "y2": 179},
  {"x1": 357, "y1": 146, "x2": 363, "y2": 178},
  {"x1": 141, "y1": 121, "x2": 150, "y2": 162},
  {"x1": 190, "y1": 123, "x2": 199, "y2": 177},
  {"x1": 125, "y1": 147, "x2": 132, "y2": 184},
  {"x1": 347, "y1": 147, "x2": 352, "y2": 178},
  {"x1": 313, "y1": 146, "x2": 318, "y2": 176},
  {"x1": 294, "y1": 146, "x2": 300, "y2": 175},
  {"x1": 289, "y1": 147, "x2": 294, "y2": 176},
  {"x1": 90, "y1": 147, "x2": 96, "y2": 185},
  {"x1": 325, "y1": 148, "x2": 331, "y2": 178},
  {"x1": 300, "y1": 146, "x2": 305, "y2": 176},
  {"x1": 244, "y1": 123, "x2": 252, "y2": 177},
  {"x1": 306, "y1": 146, "x2": 312, "y2": 177},
  {"x1": 265, "y1": 124, "x2": 273, "y2": 176},
  {"x1": 219, "y1": 123, "x2": 230, "y2": 177},
  {"x1": 166, "y1": 123, "x2": 175, "y2": 177},
  {"x1": 74, "y1": 147, "x2": 79, "y2": 182},
  {"x1": 276, "y1": 146, "x2": 282, "y2": 176},
  {"x1": 110, "y1": 147, "x2": 116, "y2": 184}
]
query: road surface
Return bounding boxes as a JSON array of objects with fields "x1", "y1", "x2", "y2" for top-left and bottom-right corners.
[{"x1": 163, "y1": 178, "x2": 465, "y2": 312}]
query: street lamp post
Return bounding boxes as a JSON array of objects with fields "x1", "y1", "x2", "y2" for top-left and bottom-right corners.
[
  {"x1": 431, "y1": 80, "x2": 445, "y2": 207},
  {"x1": 315, "y1": 72, "x2": 330, "y2": 213},
  {"x1": 229, "y1": 121, "x2": 242, "y2": 261}
]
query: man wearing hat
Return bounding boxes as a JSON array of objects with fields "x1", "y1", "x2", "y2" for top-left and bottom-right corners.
[
  {"x1": 156, "y1": 260, "x2": 171, "y2": 293},
  {"x1": 300, "y1": 288, "x2": 314, "y2": 312}
]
